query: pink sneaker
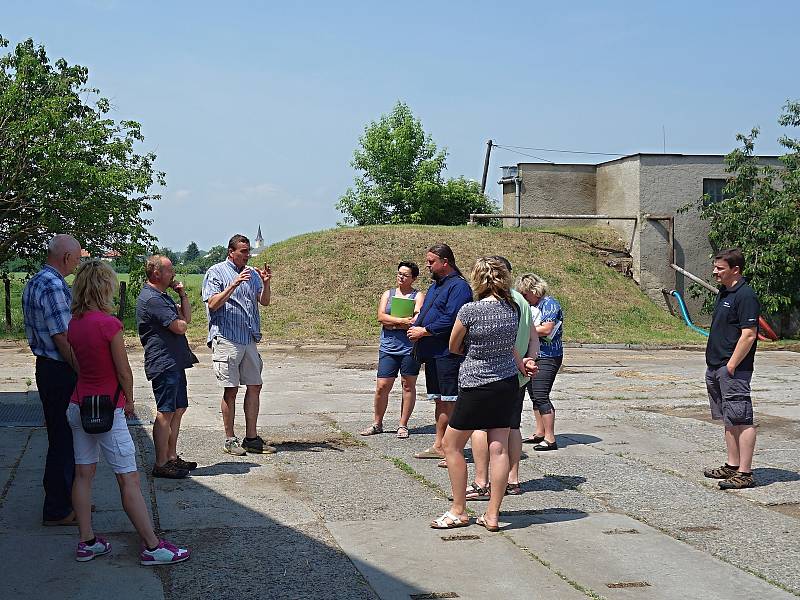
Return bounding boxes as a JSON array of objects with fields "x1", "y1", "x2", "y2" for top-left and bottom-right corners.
[
  {"x1": 76, "y1": 537, "x2": 112, "y2": 562},
  {"x1": 140, "y1": 539, "x2": 190, "y2": 566}
]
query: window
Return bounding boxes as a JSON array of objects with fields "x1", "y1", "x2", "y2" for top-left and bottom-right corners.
[{"x1": 703, "y1": 178, "x2": 728, "y2": 204}]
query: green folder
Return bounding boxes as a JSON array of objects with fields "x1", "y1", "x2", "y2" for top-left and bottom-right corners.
[{"x1": 390, "y1": 296, "x2": 415, "y2": 318}]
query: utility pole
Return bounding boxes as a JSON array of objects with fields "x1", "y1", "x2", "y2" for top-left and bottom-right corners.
[{"x1": 480, "y1": 139, "x2": 493, "y2": 195}]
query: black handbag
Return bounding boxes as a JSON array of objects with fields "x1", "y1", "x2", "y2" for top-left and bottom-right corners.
[{"x1": 80, "y1": 386, "x2": 122, "y2": 434}]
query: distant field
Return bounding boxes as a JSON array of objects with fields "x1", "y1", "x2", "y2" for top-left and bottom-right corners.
[{"x1": 3, "y1": 226, "x2": 796, "y2": 348}]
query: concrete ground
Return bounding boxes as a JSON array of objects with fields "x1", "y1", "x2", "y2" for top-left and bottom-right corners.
[{"x1": 0, "y1": 342, "x2": 798, "y2": 599}]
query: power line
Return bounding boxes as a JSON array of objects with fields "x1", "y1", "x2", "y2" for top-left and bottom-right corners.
[
  {"x1": 492, "y1": 145, "x2": 555, "y2": 164},
  {"x1": 494, "y1": 143, "x2": 626, "y2": 157}
]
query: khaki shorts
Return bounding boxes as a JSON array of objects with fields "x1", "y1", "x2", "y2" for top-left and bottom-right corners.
[
  {"x1": 67, "y1": 404, "x2": 138, "y2": 474},
  {"x1": 211, "y1": 336, "x2": 263, "y2": 388}
]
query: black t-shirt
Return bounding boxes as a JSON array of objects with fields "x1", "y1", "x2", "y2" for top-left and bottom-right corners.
[
  {"x1": 136, "y1": 284, "x2": 198, "y2": 380},
  {"x1": 705, "y1": 279, "x2": 760, "y2": 371}
]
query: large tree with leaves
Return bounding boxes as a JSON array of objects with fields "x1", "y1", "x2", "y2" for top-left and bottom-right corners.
[
  {"x1": 337, "y1": 101, "x2": 497, "y2": 225},
  {"x1": 0, "y1": 35, "x2": 163, "y2": 272},
  {"x1": 693, "y1": 100, "x2": 800, "y2": 326}
]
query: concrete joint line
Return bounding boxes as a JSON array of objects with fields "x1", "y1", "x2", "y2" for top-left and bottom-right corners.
[{"x1": 0, "y1": 428, "x2": 34, "y2": 505}]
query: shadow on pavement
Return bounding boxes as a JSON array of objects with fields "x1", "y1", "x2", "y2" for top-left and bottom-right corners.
[
  {"x1": 557, "y1": 433, "x2": 602, "y2": 447},
  {"x1": 0, "y1": 420, "x2": 434, "y2": 600},
  {"x1": 502, "y1": 507, "x2": 589, "y2": 530},
  {"x1": 524, "y1": 475, "x2": 588, "y2": 493},
  {"x1": 753, "y1": 467, "x2": 800, "y2": 486},
  {"x1": 274, "y1": 441, "x2": 345, "y2": 453},
  {"x1": 189, "y1": 461, "x2": 262, "y2": 476}
]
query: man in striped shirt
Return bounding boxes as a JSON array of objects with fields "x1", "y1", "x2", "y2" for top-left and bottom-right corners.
[
  {"x1": 22, "y1": 234, "x2": 83, "y2": 526},
  {"x1": 202, "y1": 234, "x2": 274, "y2": 456}
]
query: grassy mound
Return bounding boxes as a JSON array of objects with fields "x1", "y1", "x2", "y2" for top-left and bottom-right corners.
[
  {"x1": 2, "y1": 225, "x2": 711, "y2": 345},
  {"x1": 254, "y1": 225, "x2": 705, "y2": 345}
]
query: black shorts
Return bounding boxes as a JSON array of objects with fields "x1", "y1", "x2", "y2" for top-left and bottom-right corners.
[
  {"x1": 424, "y1": 353, "x2": 462, "y2": 402},
  {"x1": 449, "y1": 376, "x2": 519, "y2": 431}
]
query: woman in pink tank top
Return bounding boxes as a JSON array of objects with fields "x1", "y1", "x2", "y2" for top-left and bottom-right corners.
[{"x1": 66, "y1": 260, "x2": 189, "y2": 566}]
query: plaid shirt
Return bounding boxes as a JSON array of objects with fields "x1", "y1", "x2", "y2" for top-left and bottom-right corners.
[
  {"x1": 201, "y1": 259, "x2": 263, "y2": 345},
  {"x1": 22, "y1": 265, "x2": 72, "y2": 361}
]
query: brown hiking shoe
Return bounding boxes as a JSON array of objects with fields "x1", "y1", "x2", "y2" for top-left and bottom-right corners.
[
  {"x1": 719, "y1": 472, "x2": 755, "y2": 489},
  {"x1": 703, "y1": 464, "x2": 738, "y2": 479},
  {"x1": 172, "y1": 456, "x2": 198, "y2": 471},
  {"x1": 152, "y1": 462, "x2": 190, "y2": 479}
]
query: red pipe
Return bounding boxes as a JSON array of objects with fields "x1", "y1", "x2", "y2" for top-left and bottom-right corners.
[{"x1": 759, "y1": 316, "x2": 779, "y2": 341}]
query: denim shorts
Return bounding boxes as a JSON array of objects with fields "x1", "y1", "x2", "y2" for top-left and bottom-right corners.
[
  {"x1": 152, "y1": 369, "x2": 189, "y2": 413},
  {"x1": 705, "y1": 366, "x2": 754, "y2": 426},
  {"x1": 377, "y1": 351, "x2": 420, "y2": 378}
]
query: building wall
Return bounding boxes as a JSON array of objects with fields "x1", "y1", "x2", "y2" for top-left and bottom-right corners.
[
  {"x1": 596, "y1": 156, "x2": 641, "y2": 279},
  {"x1": 509, "y1": 164, "x2": 597, "y2": 228},
  {"x1": 636, "y1": 154, "x2": 786, "y2": 324},
  {"x1": 500, "y1": 154, "x2": 787, "y2": 329}
]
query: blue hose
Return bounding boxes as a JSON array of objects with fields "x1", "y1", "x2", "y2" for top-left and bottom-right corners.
[{"x1": 669, "y1": 289, "x2": 709, "y2": 337}]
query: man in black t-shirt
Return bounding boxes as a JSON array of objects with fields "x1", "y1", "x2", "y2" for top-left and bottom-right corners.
[
  {"x1": 137, "y1": 255, "x2": 199, "y2": 479},
  {"x1": 702, "y1": 248, "x2": 760, "y2": 489}
]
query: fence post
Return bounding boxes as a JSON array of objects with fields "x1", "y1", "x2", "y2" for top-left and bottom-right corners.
[
  {"x1": 117, "y1": 280, "x2": 127, "y2": 319},
  {"x1": 3, "y1": 276, "x2": 11, "y2": 331}
]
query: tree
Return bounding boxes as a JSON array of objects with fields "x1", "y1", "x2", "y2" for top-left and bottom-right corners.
[
  {"x1": 158, "y1": 246, "x2": 178, "y2": 265},
  {"x1": 690, "y1": 100, "x2": 800, "y2": 321},
  {"x1": 0, "y1": 35, "x2": 164, "y2": 272},
  {"x1": 183, "y1": 241, "x2": 200, "y2": 263},
  {"x1": 337, "y1": 101, "x2": 498, "y2": 225}
]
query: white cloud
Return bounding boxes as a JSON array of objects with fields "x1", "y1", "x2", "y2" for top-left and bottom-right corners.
[{"x1": 243, "y1": 183, "x2": 279, "y2": 198}]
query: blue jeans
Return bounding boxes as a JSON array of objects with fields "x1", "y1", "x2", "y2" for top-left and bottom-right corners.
[{"x1": 36, "y1": 356, "x2": 77, "y2": 521}]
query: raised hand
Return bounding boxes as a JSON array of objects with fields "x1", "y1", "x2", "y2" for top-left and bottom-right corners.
[
  {"x1": 170, "y1": 279, "x2": 185, "y2": 294},
  {"x1": 232, "y1": 268, "x2": 252, "y2": 288},
  {"x1": 256, "y1": 263, "x2": 272, "y2": 285}
]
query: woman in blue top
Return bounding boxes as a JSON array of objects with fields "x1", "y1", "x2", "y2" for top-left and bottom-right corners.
[
  {"x1": 516, "y1": 273, "x2": 563, "y2": 451},
  {"x1": 360, "y1": 262, "x2": 426, "y2": 439}
]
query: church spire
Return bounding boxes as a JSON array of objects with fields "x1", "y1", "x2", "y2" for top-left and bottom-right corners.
[{"x1": 254, "y1": 225, "x2": 264, "y2": 248}]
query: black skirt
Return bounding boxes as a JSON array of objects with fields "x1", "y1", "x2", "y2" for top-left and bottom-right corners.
[{"x1": 449, "y1": 375, "x2": 520, "y2": 431}]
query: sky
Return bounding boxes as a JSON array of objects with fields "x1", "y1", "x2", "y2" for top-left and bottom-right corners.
[{"x1": 4, "y1": 1, "x2": 798, "y2": 250}]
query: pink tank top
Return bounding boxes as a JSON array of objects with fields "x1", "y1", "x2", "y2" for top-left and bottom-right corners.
[{"x1": 67, "y1": 311, "x2": 127, "y2": 408}]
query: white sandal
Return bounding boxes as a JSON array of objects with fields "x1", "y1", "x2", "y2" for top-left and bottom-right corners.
[{"x1": 430, "y1": 511, "x2": 470, "y2": 529}]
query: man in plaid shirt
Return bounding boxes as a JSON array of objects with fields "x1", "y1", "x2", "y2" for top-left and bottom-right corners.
[{"x1": 22, "y1": 234, "x2": 83, "y2": 526}]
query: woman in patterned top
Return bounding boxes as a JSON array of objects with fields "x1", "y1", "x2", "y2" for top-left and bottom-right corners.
[
  {"x1": 430, "y1": 257, "x2": 536, "y2": 532},
  {"x1": 516, "y1": 273, "x2": 563, "y2": 451}
]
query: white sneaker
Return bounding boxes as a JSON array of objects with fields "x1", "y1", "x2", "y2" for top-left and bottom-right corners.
[{"x1": 140, "y1": 539, "x2": 190, "y2": 566}]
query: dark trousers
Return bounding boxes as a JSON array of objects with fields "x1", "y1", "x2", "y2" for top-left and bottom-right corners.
[
  {"x1": 526, "y1": 355, "x2": 563, "y2": 415},
  {"x1": 35, "y1": 356, "x2": 77, "y2": 521}
]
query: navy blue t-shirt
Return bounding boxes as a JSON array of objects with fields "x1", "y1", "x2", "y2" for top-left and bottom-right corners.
[
  {"x1": 136, "y1": 284, "x2": 198, "y2": 380},
  {"x1": 706, "y1": 279, "x2": 760, "y2": 371}
]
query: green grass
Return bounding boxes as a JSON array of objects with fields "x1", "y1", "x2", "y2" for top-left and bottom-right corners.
[{"x1": 3, "y1": 225, "x2": 796, "y2": 347}]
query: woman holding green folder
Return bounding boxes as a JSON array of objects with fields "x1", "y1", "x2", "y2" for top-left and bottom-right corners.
[{"x1": 360, "y1": 261, "x2": 425, "y2": 439}]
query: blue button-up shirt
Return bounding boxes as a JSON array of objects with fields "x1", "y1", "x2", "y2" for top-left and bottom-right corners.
[
  {"x1": 202, "y1": 259, "x2": 263, "y2": 345},
  {"x1": 415, "y1": 272, "x2": 473, "y2": 359},
  {"x1": 22, "y1": 265, "x2": 72, "y2": 361}
]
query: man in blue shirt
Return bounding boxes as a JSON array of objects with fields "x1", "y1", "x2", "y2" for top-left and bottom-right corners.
[
  {"x1": 137, "y1": 255, "x2": 199, "y2": 479},
  {"x1": 408, "y1": 243, "x2": 473, "y2": 460},
  {"x1": 703, "y1": 248, "x2": 760, "y2": 490},
  {"x1": 22, "y1": 234, "x2": 83, "y2": 526},
  {"x1": 202, "y1": 234, "x2": 274, "y2": 456}
]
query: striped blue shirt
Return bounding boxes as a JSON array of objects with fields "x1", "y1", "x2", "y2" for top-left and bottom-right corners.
[
  {"x1": 202, "y1": 259, "x2": 263, "y2": 345},
  {"x1": 22, "y1": 265, "x2": 72, "y2": 361}
]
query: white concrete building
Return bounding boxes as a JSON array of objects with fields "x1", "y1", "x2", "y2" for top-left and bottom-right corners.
[{"x1": 499, "y1": 153, "x2": 782, "y2": 325}]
